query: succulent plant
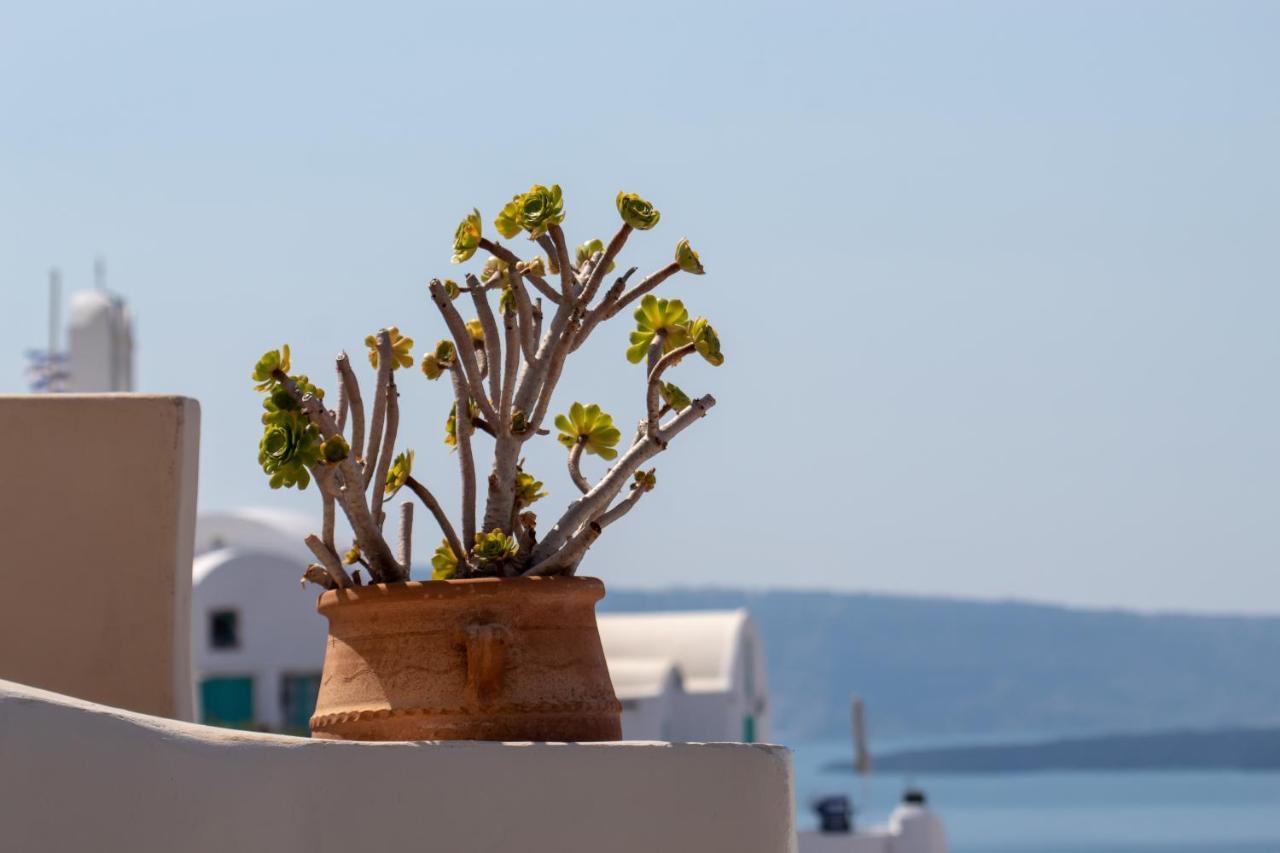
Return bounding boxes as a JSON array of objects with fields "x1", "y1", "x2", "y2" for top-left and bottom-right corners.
[
  {"x1": 258, "y1": 411, "x2": 322, "y2": 490},
  {"x1": 675, "y1": 239, "x2": 705, "y2": 275},
  {"x1": 470, "y1": 528, "x2": 519, "y2": 567},
  {"x1": 255, "y1": 186, "x2": 721, "y2": 587},
  {"x1": 514, "y1": 469, "x2": 548, "y2": 508},
  {"x1": 626, "y1": 295, "x2": 691, "y2": 364},
  {"x1": 659, "y1": 381, "x2": 691, "y2": 412},
  {"x1": 452, "y1": 209, "x2": 483, "y2": 264},
  {"x1": 616, "y1": 191, "x2": 661, "y2": 231},
  {"x1": 576, "y1": 238, "x2": 616, "y2": 274},
  {"x1": 430, "y1": 540, "x2": 457, "y2": 580},
  {"x1": 420, "y1": 339, "x2": 456, "y2": 380},
  {"x1": 384, "y1": 449, "x2": 414, "y2": 498},
  {"x1": 555, "y1": 402, "x2": 622, "y2": 460}
]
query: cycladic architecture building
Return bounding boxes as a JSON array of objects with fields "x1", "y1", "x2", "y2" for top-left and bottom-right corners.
[{"x1": 192, "y1": 509, "x2": 772, "y2": 741}]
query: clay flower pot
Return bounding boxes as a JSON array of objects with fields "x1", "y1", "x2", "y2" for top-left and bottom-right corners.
[{"x1": 310, "y1": 576, "x2": 622, "y2": 741}]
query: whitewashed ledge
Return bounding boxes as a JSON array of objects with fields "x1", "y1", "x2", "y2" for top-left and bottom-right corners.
[{"x1": 0, "y1": 679, "x2": 796, "y2": 853}]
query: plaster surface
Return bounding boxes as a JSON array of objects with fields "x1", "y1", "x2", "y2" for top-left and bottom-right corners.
[
  {"x1": 0, "y1": 679, "x2": 797, "y2": 853},
  {"x1": 0, "y1": 394, "x2": 199, "y2": 720}
]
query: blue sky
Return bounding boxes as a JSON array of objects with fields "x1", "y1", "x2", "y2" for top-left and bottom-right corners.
[{"x1": 2, "y1": 1, "x2": 1277, "y2": 612}]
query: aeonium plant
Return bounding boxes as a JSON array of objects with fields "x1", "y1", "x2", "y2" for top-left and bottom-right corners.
[{"x1": 253, "y1": 186, "x2": 721, "y2": 588}]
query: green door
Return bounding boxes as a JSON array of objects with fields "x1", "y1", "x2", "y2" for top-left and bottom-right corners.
[
  {"x1": 201, "y1": 676, "x2": 254, "y2": 728},
  {"x1": 743, "y1": 713, "x2": 756, "y2": 743},
  {"x1": 281, "y1": 673, "x2": 322, "y2": 734}
]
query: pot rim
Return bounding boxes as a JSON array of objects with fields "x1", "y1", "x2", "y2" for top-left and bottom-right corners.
[{"x1": 316, "y1": 574, "x2": 605, "y2": 612}]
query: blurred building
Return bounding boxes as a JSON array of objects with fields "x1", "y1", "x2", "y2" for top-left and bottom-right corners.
[{"x1": 24, "y1": 260, "x2": 134, "y2": 393}]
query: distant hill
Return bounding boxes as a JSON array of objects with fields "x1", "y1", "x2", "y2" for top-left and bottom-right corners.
[
  {"x1": 831, "y1": 727, "x2": 1280, "y2": 773},
  {"x1": 599, "y1": 588, "x2": 1280, "y2": 742}
]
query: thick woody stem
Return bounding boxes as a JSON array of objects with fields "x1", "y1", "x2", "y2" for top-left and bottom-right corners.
[
  {"x1": 647, "y1": 343, "x2": 696, "y2": 434},
  {"x1": 528, "y1": 313, "x2": 581, "y2": 433},
  {"x1": 567, "y1": 441, "x2": 591, "y2": 494},
  {"x1": 478, "y1": 237, "x2": 560, "y2": 304},
  {"x1": 530, "y1": 394, "x2": 716, "y2": 563},
  {"x1": 397, "y1": 501, "x2": 413, "y2": 572},
  {"x1": 525, "y1": 522, "x2": 600, "y2": 577},
  {"x1": 336, "y1": 353, "x2": 365, "y2": 464},
  {"x1": 364, "y1": 331, "x2": 393, "y2": 488},
  {"x1": 450, "y1": 367, "x2": 477, "y2": 546},
  {"x1": 579, "y1": 224, "x2": 631, "y2": 308},
  {"x1": 533, "y1": 298, "x2": 543, "y2": 343},
  {"x1": 467, "y1": 273, "x2": 503, "y2": 404},
  {"x1": 273, "y1": 370, "x2": 400, "y2": 582},
  {"x1": 306, "y1": 534, "x2": 353, "y2": 589},
  {"x1": 573, "y1": 268, "x2": 637, "y2": 352},
  {"x1": 605, "y1": 262, "x2": 682, "y2": 321},
  {"x1": 370, "y1": 373, "x2": 399, "y2": 528},
  {"x1": 430, "y1": 280, "x2": 500, "y2": 426},
  {"x1": 406, "y1": 475, "x2": 468, "y2": 571}
]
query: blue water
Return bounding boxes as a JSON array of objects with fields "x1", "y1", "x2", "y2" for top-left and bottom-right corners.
[{"x1": 789, "y1": 739, "x2": 1280, "y2": 853}]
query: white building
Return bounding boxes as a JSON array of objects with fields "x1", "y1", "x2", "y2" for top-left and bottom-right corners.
[
  {"x1": 599, "y1": 610, "x2": 771, "y2": 743},
  {"x1": 191, "y1": 509, "x2": 771, "y2": 742},
  {"x1": 67, "y1": 288, "x2": 133, "y2": 392}
]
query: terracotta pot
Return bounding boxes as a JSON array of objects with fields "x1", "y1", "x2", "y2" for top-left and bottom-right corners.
[{"x1": 310, "y1": 576, "x2": 622, "y2": 742}]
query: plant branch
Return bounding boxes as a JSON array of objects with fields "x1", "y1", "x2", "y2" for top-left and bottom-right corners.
[
  {"x1": 579, "y1": 224, "x2": 631, "y2": 308},
  {"x1": 364, "y1": 331, "x2": 393, "y2": 488},
  {"x1": 478, "y1": 237, "x2": 560, "y2": 304},
  {"x1": 336, "y1": 352, "x2": 365, "y2": 464},
  {"x1": 573, "y1": 267, "x2": 637, "y2": 352},
  {"x1": 397, "y1": 501, "x2": 412, "y2": 572},
  {"x1": 508, "y1": 266, "x2": 538, "y2": 362},
  {"x1": 604, "y1": 262, "x2": 682, "y2": 321},
  {"x1": 531, "y1": 394, "x2": 716, "y2": 563},
  {"x1": 405, "y1": 475, "x2": 468, "y2": 572},
  {"x1": 524, "y1": 521, "x2": 600, "y2": 577},
  {"x1": 467, "y1": 273, "x2": 503, "y2": 404},
  {"x1": 449, "y1": 366, "x2": 477, "y2": 547},
  {"x1": 646, "y1": 342, "x2": 695, "y2": 434},
  {"x1": 305, "y1": 534, "x2": 353, "y2": 589},
  {"x1": 369, "y1": 372, "x2": 399, "y2": 528},
  {"x1": 429, "y1": 279, "x2": 500, "y2": 426},
  {"x1": 273, "y1": 369, "x2": 400, "y2": 582},
  {"x1": 567, "y1": 441, "x2": 591, "y2": 494},
  {"x1": 500, "y1": 307, "x2": 519, "y2": 428},
  {"x1": 335, "y1": 363, "x2": 349, "y2": 435},
  {"x1": 302, "y1": 564, "x2": 335, "y2": 590},
  {"x1": 547, "y1": 224, "x2": 576, "y2": 300}
]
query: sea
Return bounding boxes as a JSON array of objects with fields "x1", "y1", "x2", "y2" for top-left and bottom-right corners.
[{"x1": 789, "y1": 738, "x2": 1280, "y2": 853}]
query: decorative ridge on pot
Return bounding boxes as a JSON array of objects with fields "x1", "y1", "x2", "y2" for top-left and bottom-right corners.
[
  {"x1": 247, "y1": 184, "x2": 724, "y2": 741},
  {"x1": 317, "y1": 575, "x2": 605, "y2": 610}
]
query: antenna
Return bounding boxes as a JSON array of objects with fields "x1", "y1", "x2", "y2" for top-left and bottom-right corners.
[
  {"x1": 94, "y1": 256, "x2": 106, "y2": 291},
  {"x1": 49, "y1": 268, "x2": 61, "y2": 354}
]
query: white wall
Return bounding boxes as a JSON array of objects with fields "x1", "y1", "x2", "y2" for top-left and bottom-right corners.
[{"x1": 0, "y1": 679, "x2": 798, "y2": 853}]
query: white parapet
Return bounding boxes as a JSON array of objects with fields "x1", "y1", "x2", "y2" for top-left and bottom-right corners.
[{"x1": 0, "y1": 679, "x2": 798, "y2": 853}]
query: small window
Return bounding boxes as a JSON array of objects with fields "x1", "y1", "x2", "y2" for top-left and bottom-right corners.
[{"x1": 210, "y1": 609, "x2": 240, "y2": 650}]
